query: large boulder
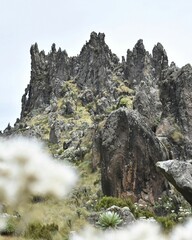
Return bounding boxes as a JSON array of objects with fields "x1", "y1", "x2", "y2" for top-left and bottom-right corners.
[
  {"x1": 156, "y1": 160, "x2": 192, "y2": 205},
  {"x1": 100, "y1": 108, "x2": 169, "y2": 204}
]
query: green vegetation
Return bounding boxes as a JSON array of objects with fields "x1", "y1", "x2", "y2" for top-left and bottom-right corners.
[
  {"x1": 116, "y1": 84, "x2": 135, "y2": 95},
  {"x1": 25, "y1": 222, "x2": 58, "y2": 240},
  {"x1": 170, "y1": 130, "x2": 184, "y2": 143},
  {"x1": 117, "y1": 96, "x2": 133, "y2": 109},
  {"x1": 95, "y1": 196, "x2": 190, "y2": 232},
  {"x1": 97, "y1": 211, "x2": 123, "y2": 230},
  {"x1": 95, "y1": 196, "x2": 134, "y2": 211}
]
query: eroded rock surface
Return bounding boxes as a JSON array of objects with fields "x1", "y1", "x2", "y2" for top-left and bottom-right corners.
[
  {"x1": 100, "y1": 108, "x2": 169, "y2": 204},
  {"x1": 156, "y1": 160, "x2": 192, "y2": 205},
  {"x1": 158, "y1": 64, "x2": 192, "y2": 159}
]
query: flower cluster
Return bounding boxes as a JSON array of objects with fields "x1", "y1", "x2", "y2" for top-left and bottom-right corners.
[{"x1": 0, "y1": 137, "x2": 78, "y2": 206}]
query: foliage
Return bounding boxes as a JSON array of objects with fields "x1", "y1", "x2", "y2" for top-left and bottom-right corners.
[
  {"x1": 97, "y1": 211, "x2": 123, "y2": 230},
  {"x1": 25, "y1": 222, "x2": 58, "y2": 240},
  {"x1": 95, "y1": 196, "x2": 135, "y2": 212},
  {"x1": 155, "y1": 216, "x2": 176, "y2": 232},
  {"x1": 170, "y1": 130, "x2": 184, "y2": 143},
  {"x1": 133, "y1": 208, "x2": 155, "y2": 219},
  {"x1": 117, "y1": 96, "x2": 133, "y2": 108}
]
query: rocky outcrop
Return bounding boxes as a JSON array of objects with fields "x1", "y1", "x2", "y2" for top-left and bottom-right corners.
[
  {"x1": 21, "y1": 32, "x2": 120, "y2": 119},
  {"x1": 156, "y1": 160, "x2": 192, "y2": 205},
  {"x1": 21, "y1": 43, "x2": 70, "y2": 118},
  {"x1": 75, "y1": 32, "x2": 119, "y2": 95},
  {"x1": 123, "y1": 40, "x2": 168, "y2": 128},
  {"x1": 123, "y1": 40, "x2": 168, "y2": 87},
  {"x1": 100, "y1": 108, "x2": 169, "y2": 204},
  {"x1": 158, "y1": 64, "x2": 192, "y2": 159},
  {"x1": 152, "y1": 42, "x2": 168, "y2": 81},
  {"x1": 10, "y1": 31, "x2": 192, "y2": 205}
]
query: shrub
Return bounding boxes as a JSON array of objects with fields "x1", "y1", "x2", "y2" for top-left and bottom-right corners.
[
  {"x1": 25, "y1": 222, "x2": 58, "y2": 240},
  {"x1": 97, "y1": 211, "x2": 123, "y2": 230},
  {"x1": 95, "y1": 196, "x2": 135, "y2": 212},
  {"x1": 133, "y1": 208, "x2": 155, "y2": 219},
  {"x1": 155, "y1": 216, "x2": 176, "y2": 232}
]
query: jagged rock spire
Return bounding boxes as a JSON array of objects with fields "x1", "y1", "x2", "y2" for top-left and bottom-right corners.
[{"x1": 152, "y1": 42, "x2": 168, "y2": 80}]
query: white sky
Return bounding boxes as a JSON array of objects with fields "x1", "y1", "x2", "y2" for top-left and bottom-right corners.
[{"x1": 1, "y1": 0, "x2": 192, "y2": 130}]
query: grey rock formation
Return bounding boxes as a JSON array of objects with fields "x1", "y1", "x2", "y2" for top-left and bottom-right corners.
[
  {"x1": 100, "y1": 108, "x2": 169, "y2": 204},
  {"x1": 123, "y1": 40, "x2": 168, "y2": 128},
  {"x1": 152, "y1": 42, "x2": 168, "y2": 81},
  {"x1": 158, "y1": 64, "x2": 192, "y2": 159},
  {"x1": 156, "y1": 160, "x2": 192, "y2": 205},
  {"x1": 20, "y1": 32, "x2": 121, "y2": 120},
  {"x1": 75, "y1": 32, "x2": 119, "y2": 96},
  {"x1": 133, "y1": 82, "x2": 162, "y2": 129},
  {"x1": 9, "y1": 31, "x2": 192, "y2": 204},
  {"x1": 21, "y1": 43, "x2": 70, "y2": 118}
]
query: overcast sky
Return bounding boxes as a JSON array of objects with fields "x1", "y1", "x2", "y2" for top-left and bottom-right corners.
[{"x1": 1, "y1": 0, "x2": 192, "y2": 130}]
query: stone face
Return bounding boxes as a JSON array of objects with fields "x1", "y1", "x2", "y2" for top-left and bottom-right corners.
[
  {"x1": 158, "y1": 64, "x2": 192, "y2": 159},
  {"x1": 156, "y1": 160, "x2": 192, "y2": 205},
  {"x1": 100, "y1": 108, "x2": 169, "y2": 204},
  {"x1": 133, "y1": 82, "x2": 162, "y2": 129}
]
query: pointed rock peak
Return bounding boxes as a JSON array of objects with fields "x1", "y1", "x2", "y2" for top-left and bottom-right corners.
[
  {"x1": 135, "y1": 39, "x2": 144, "y2": 48},
  {"x1": 51, "y1": 43, "x2": 56, "y2": 53},
  {"x1": 133, "y1": 39, "x2": 146, "y2": 55},
  {"x1": 156, "y1": 42, "x2": 164, "y2": 51},
  {"x1": 30, "y1": 42, "x2": 39, "y2": 55},
  {"x1": 89, "y1": 31, "x2": 105, "y2": 46},
  {"x1": 182, "y1": 63, "x2": 192, "y2": 71},
  {"x1": 152, "y1": 42, "x2": 168, "y2": 59}
]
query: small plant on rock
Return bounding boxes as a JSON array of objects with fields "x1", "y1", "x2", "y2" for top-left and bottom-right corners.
[{"x1": 97, "y1": 211, "x2": 123, "y2": 230}]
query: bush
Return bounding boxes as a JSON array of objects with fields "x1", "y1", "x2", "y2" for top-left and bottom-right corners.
[
  {"x1": 97, "y1": 211, "x2": 123, "y2": 230},
  {"x1": 133, "y1": 208, "x2": 155, "y2": 219},
  {"x1": 95, "y1": 196, "x2": 135, "y2": 212},
  {"x1": 156, "y1": 216, "x2": 176, "y2": 232},
  {"x1": 25, "y1": 222, "x2": 58, "y2": 240}
]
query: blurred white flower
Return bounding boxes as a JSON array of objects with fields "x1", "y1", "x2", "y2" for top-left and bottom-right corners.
[
  {"x1": 0, "y1": 137, "x2": 78, "y2": 206},
  {"x1": 70, "y1": 221, "x2": 166, "y2": 240},
  {"x1": 170, "y1": 218, "x2": 192, "y2": 240}
]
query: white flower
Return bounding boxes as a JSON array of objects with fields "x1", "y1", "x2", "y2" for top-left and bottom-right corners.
[
  {"x1": 70, "y1": 221, "x2": 166, "y2": 240},
  {"x1": 0, "y1": 137, "x2": 78, "y2": 206},
  {"x1": 170, "y1": 218, "x2": 192, "y2": 240}
]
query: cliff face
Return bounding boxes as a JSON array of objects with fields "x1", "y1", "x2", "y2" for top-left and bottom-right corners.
[{"x1": 5, "y1": 31, "x2": 192, "y2": 204}]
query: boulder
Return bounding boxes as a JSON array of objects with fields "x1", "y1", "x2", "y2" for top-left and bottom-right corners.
[
  {"x1": 100, "y1": 108, "x2": 169, "y2": 204},
  {"x1": 156, "y1": 160, "x2": 192, "y2": 205}
]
